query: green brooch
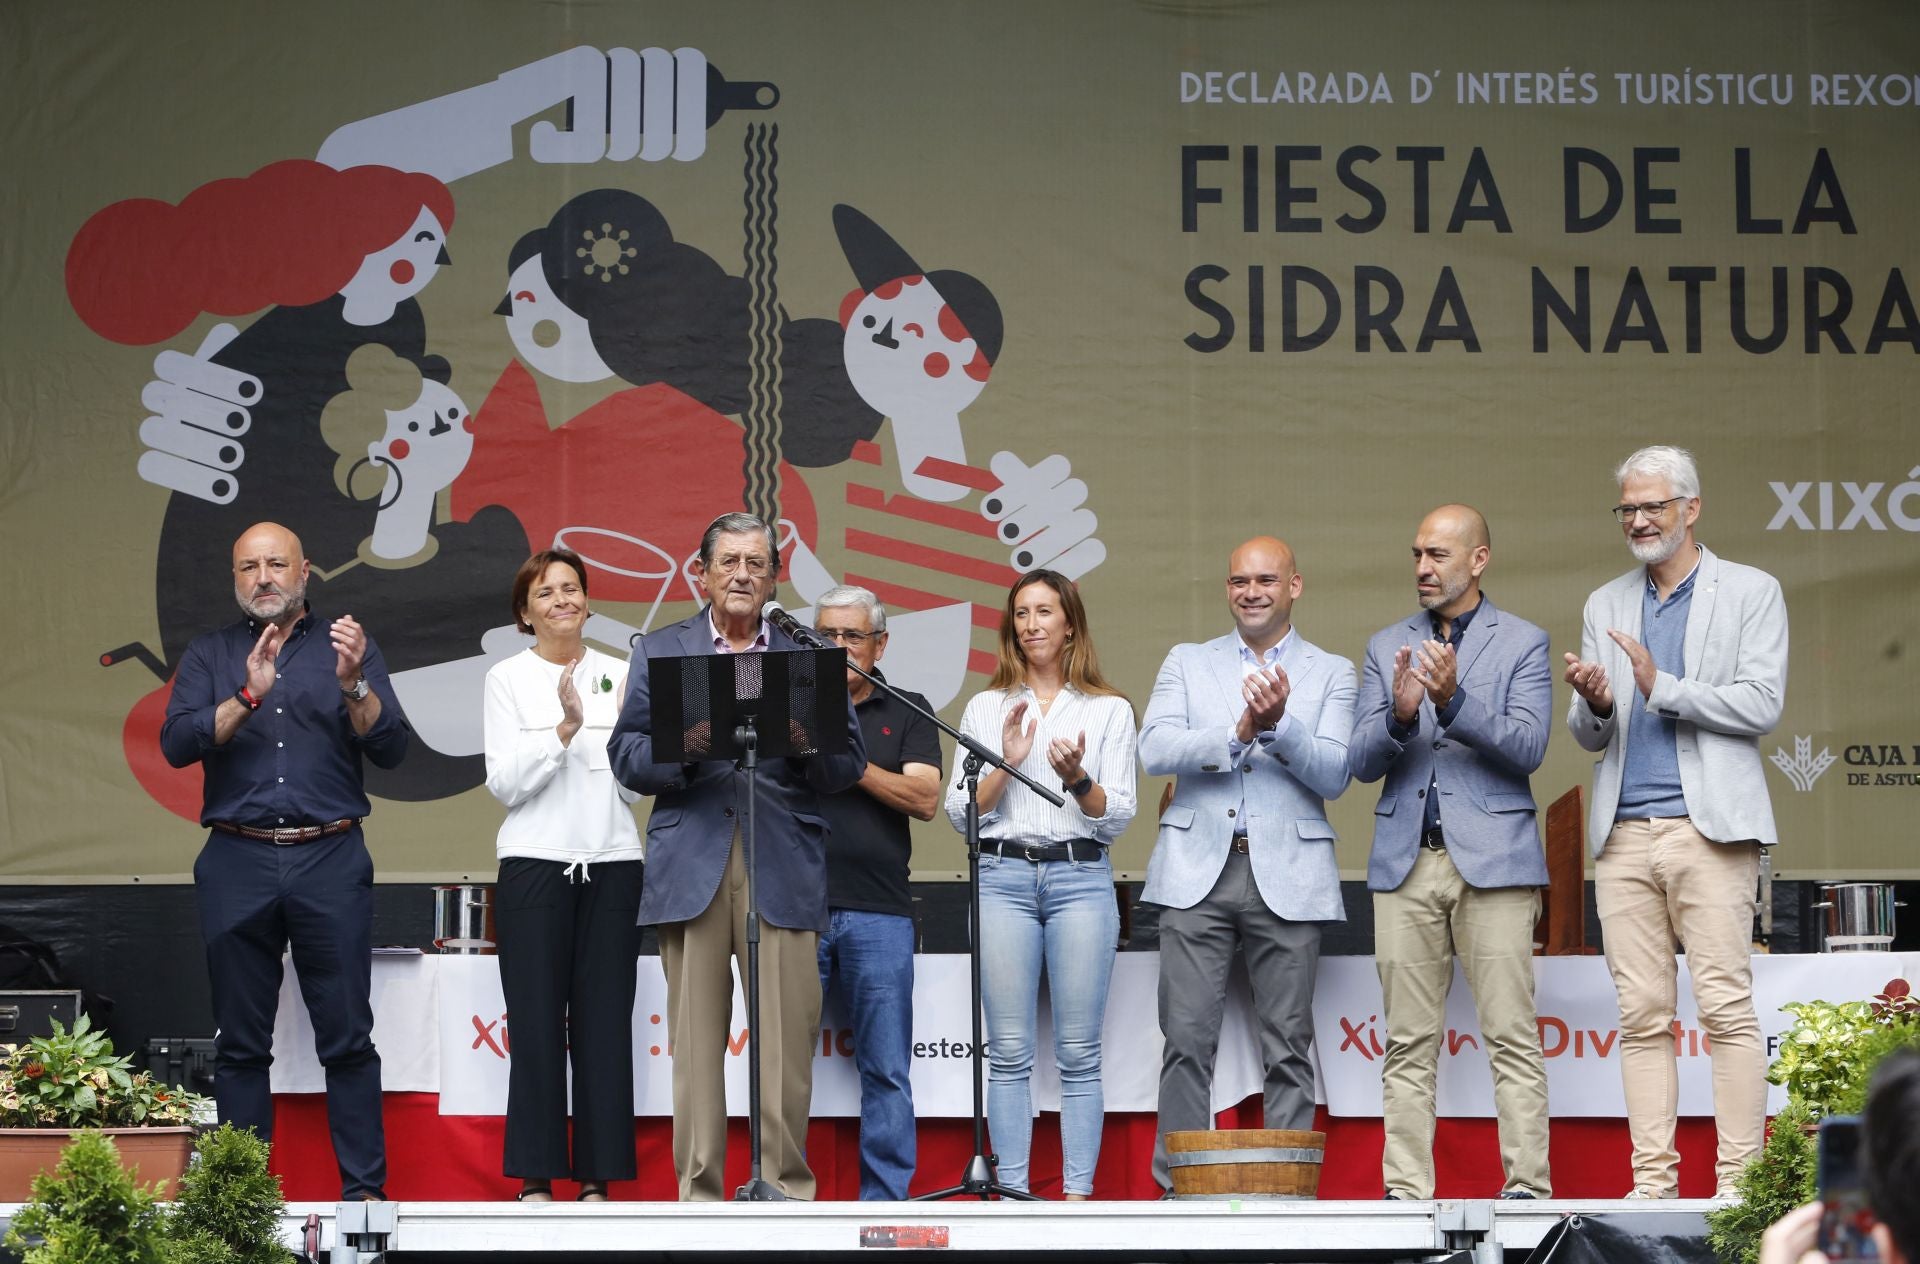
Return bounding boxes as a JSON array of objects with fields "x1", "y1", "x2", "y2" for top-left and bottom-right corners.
[{"x1": 595, "y1": 674, "x2": 613, "y2": 694}]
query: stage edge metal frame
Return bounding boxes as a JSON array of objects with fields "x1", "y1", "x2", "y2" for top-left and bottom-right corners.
[{"x1": 259, "y1": 1197, "x2": 1718, "y2": 1260}]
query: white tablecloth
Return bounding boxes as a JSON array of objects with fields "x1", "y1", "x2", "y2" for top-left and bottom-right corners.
[{"x1": 266, "y1": 951, "x2": 1919, "y2": 1119}]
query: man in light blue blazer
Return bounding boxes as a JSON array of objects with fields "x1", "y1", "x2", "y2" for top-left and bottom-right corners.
[
  {"x1": 1563, "y1": 446, "x2": 1785, "y2": 1200},
  {"x1": 609, "y1": 512, "x2": 867, "y2": 1201},
  {"x1": 1349, "y1": 505, "x2": 1552, "y2": 1202},
  {"x1": 1140, "y1": 536, "x2": 1355, "y2": 1192}
]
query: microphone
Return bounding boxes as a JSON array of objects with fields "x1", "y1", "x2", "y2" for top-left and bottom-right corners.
[{"x1": 762, "y1": 600, "x2": 832, "y2": 649}]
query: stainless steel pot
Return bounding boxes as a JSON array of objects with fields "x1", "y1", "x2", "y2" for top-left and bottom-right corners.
[
  {"x1": 432, "y1": 884, "x2": 496, "y2": 954},
  {"x1": 1813, "y1": 882, "x2": 1904, "y2": 952}
]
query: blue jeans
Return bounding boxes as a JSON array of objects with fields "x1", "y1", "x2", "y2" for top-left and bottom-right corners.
[
  {"x1": 978, "y1": 850, "x2": 1119, "y2": 1197},
  {"x1": 818, "y1": 908, "x2": 917, "y2": 1200}
]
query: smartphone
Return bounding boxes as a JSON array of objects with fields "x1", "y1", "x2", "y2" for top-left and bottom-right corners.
[{"x1": 1817, "y1": 1115, "x2": 1879, "y2": 1261}]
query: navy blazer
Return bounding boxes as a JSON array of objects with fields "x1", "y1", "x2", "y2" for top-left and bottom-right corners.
[
  {"x1": 608, "y1": 608, "x2": 867, "y2": 932},
  {"x1": 1349, "y1": 597, "x2": 1552, "y2": 893}
]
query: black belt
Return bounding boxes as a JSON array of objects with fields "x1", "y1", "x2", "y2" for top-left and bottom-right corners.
[
  {"x1": 213, "y1": 818, "x2": 359, "y2": 845},
  {"x1": 1230, "y1": 833, "x2": 1250, "y2": 855},
  {"x1": 982, "y1": 839, "x2": 1103, "y2": 863},
  {"x1": 1420, "y1": 826, "x2": 1447, "y2": 852}
]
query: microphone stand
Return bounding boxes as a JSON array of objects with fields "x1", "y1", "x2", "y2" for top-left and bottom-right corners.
[
  {"x1": 773, "y1": 612, "x2": 1058, "y2": 1201},
  {"x1": 732, "y1": 714, "x2": 783, "y2": 1202}
]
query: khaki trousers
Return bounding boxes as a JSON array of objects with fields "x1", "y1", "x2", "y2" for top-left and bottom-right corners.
[
  {"x1": 1595, "y1": 817, "x2": 1763, "y2": 1196},
  {"x1": 656, "y1": 833, "x2": 822, "y2": 1201},
  {"x1": 1374, "y1": 847, "x2": 1550, "y2": 1199}
]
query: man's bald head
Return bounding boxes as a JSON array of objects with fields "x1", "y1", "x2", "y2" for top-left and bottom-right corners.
[
  {"x1": 232, "y1": 522, "x2": 310, "y2": 626},
  {"x1": 1412, "y1": 504, "x2": 1489, "y2": 617},
  {"x1": 1227, "y1": 535, "x2": 1304, "y2": 651},
  {"x1": 233, "y1": 522, "x2": 305, "y2": 567},
  {"x1": 1419, "y1": 504, "x2": 1489, "y2": 552}
]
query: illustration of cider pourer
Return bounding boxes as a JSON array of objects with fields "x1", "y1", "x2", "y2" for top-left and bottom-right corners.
[{"x1": 318, "y1": 46, "x2": 779, "y2": 180}]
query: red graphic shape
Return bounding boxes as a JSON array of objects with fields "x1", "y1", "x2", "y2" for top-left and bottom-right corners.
[
  {"x1": 451, "y1": 363, "x2": 818, "y2": 604},
  {"x1": 922, "y1": 352, "x2": 949, "y2": 378},
  {"x1": 845, "y1": 483, "x2": 997, "y2": 537},
  {"x1": 67, "y1": 159, "x2": 455, "y2": 346},
  {"x1": 909, "y1": 456, "x2": 999, "y2": 492},
  {"x1": 388, "y1": 439, "x2": 410, "y2": 461},
  {"x1": 844, "y1": 528, "x2": 1018, "y2": 588},
  {"x1": 389, "y1": 259, "x2": 415, "y2": 285},
  {"x1": 122, "y1": 675, "x2": 202, "y2": 823}
]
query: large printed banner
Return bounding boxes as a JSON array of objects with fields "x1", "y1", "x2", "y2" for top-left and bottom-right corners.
[
  {"x1": 268, "y1": 951, "x2": 1919, "y2": 1118},
  {"x1": 2, "y1": 2, "x2": 1917, "y2": 880}
]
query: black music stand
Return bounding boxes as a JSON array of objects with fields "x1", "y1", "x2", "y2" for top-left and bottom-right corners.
[{"x1": 649, "y1": 648, "x2": 848, "y2": 1202}]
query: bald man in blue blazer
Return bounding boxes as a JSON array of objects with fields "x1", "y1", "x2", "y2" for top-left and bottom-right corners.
[
  {"x1": 1140, "y1": 535, "x2": 1355, "y2": 1193},
  {"x1": 1350, "y1": 505, "x2": 1552, "y2": 1202}
]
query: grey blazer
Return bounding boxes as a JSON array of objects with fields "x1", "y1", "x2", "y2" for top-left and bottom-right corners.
[
  {"x1": 1139, "y1": 629, "x2": 1355, "y2": 922},
  {"x1": 1349, "y1": 598, "x2": 1553, "y2": 893},
  {"x1": 1565, "y1": 543, "x2": 1788, "y2": 853}
]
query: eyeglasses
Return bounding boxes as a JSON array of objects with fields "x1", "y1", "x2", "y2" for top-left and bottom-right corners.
[
  {"x1": 706, "y1": 555, "x2": 772, "y2": 576},
  {"x1": 816, "y1": 628, "x2": 876, "y2": 646},
  {"x1": 1610, "y1": 497, "x2": 1687, "y2": 524}
]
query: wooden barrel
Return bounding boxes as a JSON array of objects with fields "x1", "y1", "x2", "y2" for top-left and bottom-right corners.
[{"x1": 1165, "y1": 1129, "x2": 1325, "y2": 1200}]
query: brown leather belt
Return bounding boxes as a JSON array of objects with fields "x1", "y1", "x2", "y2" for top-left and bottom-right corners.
[
  {"x1": 1229, "y1": 834, "x2": 1251, "y2": 855},
  {"x1": 212, "y1": 818, "x2": 359, "y2": 845}
]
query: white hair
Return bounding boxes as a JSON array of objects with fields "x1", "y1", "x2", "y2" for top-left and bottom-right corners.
[
  {"x1": 1614, "y1": 445, "x2": 1700, "y2": 499},
  {"x1": 815, "y1": 584, "x2": 886, "y2": 634}
]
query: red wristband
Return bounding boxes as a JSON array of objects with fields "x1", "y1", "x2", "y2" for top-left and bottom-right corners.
[{"x1": 236, "y1": 685, "x2": 260, "y2": 711}]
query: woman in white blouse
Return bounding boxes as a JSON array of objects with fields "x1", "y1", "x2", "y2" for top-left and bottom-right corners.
[
  {"x1": 484, "y1": 548, "x2": 644, "y2": 1203},
  {"x1": 944, "y1": 568, "x2": 1138, "y2": 1199}
]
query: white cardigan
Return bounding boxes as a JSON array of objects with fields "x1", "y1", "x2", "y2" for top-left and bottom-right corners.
[{"x1": 483, "y1": 646, "x2": 643, "y2": 865}]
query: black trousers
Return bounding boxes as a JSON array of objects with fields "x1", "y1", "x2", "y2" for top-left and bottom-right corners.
[
  {"x1": 194, "y1": 828, "x2": 386, "y2": 1199},
  {"x1": 496, "y1": 856, "x2": 645, "y2": 1181}
]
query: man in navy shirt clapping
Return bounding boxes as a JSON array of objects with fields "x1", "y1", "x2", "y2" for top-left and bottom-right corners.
[{"x1": 161, "y1": 521, "x2": 411, "y2": 1201}]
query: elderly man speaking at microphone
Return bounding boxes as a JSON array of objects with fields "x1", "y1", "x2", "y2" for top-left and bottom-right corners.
[{"x1": 609, "y1": 511, "x2": 866, "y2": 1202}]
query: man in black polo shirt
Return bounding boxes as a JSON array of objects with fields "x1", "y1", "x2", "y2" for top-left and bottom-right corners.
[
  {"x1": 812, "y1": 586, "x2": 943, "y2": 1200},
  {"x1": 160, "y1": 521, "x2": 411, "y2": 1200}
]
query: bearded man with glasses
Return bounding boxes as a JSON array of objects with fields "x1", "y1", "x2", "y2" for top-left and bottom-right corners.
[{"x1": 1561, "y1": 446, "x2": 1788, "y2": 1201}]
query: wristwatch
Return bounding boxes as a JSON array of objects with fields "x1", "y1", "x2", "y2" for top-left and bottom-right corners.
[
  {"x1": 341, "y1": 677, "x2": 370, "y2": 702},
  {"x1": 1065, "y1": 773, "x2": 1094, "y2": 798}
]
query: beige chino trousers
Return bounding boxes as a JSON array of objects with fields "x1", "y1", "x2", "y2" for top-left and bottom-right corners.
[
  {"x1": 1595, "y1": 816, "x2": 1764, "y2": 1196},
  {"x1": 656, "y1": 832, "x2": 822, "y2": 1201},
  {"x1": 1375, "y1": 846, "x2": 1551, "y2": 1199}
]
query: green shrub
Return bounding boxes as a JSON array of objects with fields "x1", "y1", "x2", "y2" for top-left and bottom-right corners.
[
  {"x1": 2, "y1": 1130, "x2": 168, "y2": 1264},
  {"x1": 1706, "y1": 1098, "x2": 1817, "y2": 1264},
  {"x1": 163, "y1": 1125, "x2": 290, "y2": 1264}
]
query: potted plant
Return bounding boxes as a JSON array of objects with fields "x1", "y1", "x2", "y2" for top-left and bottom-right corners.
[
  {"x1": 0, "y1": 1015, "x2": 210, "y2": 1201},
  {"x1": 1707, "y1": 981, "x2": 1920, "y2": 1264},
  {"x1": 2, "y1": 1129, "x2": 169, "y2": 1264}
]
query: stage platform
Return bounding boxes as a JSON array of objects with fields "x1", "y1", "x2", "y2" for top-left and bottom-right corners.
[{"x1": 248, "y1": 1197, "x2": 1716, "y2": 1262}]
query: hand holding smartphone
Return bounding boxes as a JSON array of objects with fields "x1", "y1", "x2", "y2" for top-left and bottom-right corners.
[{"x1": 1818, "y1": 1115, "x2": 1879, "y2": 1261}]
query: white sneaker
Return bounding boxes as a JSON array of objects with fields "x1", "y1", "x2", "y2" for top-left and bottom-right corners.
[
  {"x1": 1623, "y1": 1187, "x2": 1677, "y2": 1200},
  {"x1": 1713, "y1": 1186, "x2": 1741, "y2": 1201}
]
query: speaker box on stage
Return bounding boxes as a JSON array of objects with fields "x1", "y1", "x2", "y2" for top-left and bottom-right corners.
[
  {"x1": 0, "y1": 989, "x2": 83, "y2": 1042},
  {"x1": 141, "y1": 1037, "x2": 216, "y2": 1095}
]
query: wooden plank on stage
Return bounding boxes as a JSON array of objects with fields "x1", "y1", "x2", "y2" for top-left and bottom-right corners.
[{"x1": 1536, "y1": 786, "x2": 1594, "y2": 956}]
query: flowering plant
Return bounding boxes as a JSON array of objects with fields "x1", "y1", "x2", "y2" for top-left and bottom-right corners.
[
  {"x1": 0, "y1": 1015, "x2": 207, "y2": 1129},
  {"x1": 1768, "y1": 983, "x2": 1920, "y2": 1115}
]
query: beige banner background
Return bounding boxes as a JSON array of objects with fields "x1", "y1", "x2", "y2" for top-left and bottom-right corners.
[{"x1": 1, "y1": 0, "x2": 1914, "y2": 881}]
